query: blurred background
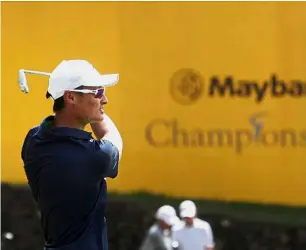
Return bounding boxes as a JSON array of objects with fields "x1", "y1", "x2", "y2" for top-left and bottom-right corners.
[{"x1": 1, "y1": 1, "x2": 306, "y2": 250}]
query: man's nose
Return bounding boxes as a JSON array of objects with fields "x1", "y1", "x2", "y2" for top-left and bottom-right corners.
[{"x1": 100, "y1": 95, "x2": 108, "y2": 105}]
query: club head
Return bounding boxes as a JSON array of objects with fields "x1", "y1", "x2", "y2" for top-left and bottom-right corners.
[{"x1": 18, "y1": 69, "x2": 29, "y2": 94}]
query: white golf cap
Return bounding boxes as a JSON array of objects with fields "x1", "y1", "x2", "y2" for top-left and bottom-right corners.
[
  {"x1": 179, "y1": 200, "x2": 197, "y2": 218},
  {"x1": 156, "y1": 205, "x2": 180, "y2": 226},
  {"x1": 47, "y1": 59, "x2": 119, "y2": 100}
]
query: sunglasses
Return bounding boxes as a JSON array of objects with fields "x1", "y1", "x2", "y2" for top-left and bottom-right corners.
[{"x1": 64, "y1": 88, "x2": 105, "y2": 98}]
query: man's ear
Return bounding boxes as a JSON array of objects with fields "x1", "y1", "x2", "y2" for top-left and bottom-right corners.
[{"x1": 63, "y1": 91, "x2": 76, "y2": 105}]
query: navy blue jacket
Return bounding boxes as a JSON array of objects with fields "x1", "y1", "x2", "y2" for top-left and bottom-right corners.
[{"x1": 21, "y1": 116, "x2": 119, "y2": 250}]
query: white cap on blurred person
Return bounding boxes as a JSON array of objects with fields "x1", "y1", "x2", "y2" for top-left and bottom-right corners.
[
  {"x1": 156, "y1": 205, "x2": 180, "y2": 226},
  {"x1": 179, "y1": 200, "x2": 197, "y2": 218},
  {"x1": 48, "y1": 59, "x2": 119, "y2": 100}
]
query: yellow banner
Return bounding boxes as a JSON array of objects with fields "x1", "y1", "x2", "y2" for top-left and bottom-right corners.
[{"x1": 2, "y1": 2, "x2": 306, "y2": 206}]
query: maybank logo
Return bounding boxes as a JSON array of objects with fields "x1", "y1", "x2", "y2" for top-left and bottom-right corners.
[
  {"x1": 169, "y1": 69, "x2": 204, "y2": 105},
  {"x1": 169, "y1": 69, "x2": 306, "y2": 105},
  {"x1": 145, "y1": 113, "x2": 306, "y2": 154}
]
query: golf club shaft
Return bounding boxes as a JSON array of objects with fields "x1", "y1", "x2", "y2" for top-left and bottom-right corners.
[{"x1": 23, "y1": 70, "x2": 51, "y2": 76}]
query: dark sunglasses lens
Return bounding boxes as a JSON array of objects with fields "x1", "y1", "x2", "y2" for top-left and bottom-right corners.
[{"x1": 95, "y1": 89, "x2": 104, "y2": 98}]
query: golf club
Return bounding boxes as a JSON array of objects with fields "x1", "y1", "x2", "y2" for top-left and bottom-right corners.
[{"x1": 18, "y1": 69, "x2": 51, "y2": 94}]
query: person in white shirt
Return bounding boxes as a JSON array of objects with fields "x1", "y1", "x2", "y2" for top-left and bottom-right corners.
[
  {"x1": 139, "y1": 205, "x2": 180, "y2": 250},
  {"x1": 172, "y1": 200, "x2": 214, "y2": 250}
]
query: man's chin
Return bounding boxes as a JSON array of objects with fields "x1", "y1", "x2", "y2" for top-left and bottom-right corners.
[{"x1": 89, "y1": 115, "x2": 104, "y2": 124}]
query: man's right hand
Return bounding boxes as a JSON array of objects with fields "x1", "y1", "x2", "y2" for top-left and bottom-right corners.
[{"x1": 90, "y1": 114, "x2": 123, "y2": 160}]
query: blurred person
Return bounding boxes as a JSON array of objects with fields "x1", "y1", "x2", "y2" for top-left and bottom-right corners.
[
  {"x1": 139, "y1": 205, "x2": 180, "y2": 250},
  {"x1": 21, "y1": 60, "x2": 123, "y2": 250},
  {"x1": 172, "y1": 200, "x2": 214, "y2": 250}
]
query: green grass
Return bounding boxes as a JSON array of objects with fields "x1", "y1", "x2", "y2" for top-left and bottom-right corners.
[{"x1": 109, "y1": 191, "x2": 306, "y2": 227}]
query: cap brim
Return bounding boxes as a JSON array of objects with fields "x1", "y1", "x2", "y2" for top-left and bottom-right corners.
[
  {"x1": 170, "y1": 216, "x2": 180, "y2": 226},
  {"x1": 99, "y1": 73, "x2": 119, "y2": 87},
  {"x1": 180, "y1": 210, "x2": 195, "y2": 218},
  {"x1": 162, "y1": 216, "x2": 180, "y2": 226},
  {"x1": 85, "y1": 73, "x2": 119, "y2": 88}
]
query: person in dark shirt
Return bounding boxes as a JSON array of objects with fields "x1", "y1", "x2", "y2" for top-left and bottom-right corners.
[{"x1": 21, "y1": 59, "x2": 123, "y2": 250}]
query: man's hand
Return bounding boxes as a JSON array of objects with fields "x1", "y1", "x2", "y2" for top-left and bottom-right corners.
[
  {"x1": 90, "y1": 116, "x2": 109, "y2": 140},
  {"x1": 90, "y1": 114, "x2": 123, "y2": 160}
]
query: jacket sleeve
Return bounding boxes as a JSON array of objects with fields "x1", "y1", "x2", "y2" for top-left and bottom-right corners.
[
  {"x1": 21, "y1": 127, "x2": 39, "y2": 162},
  {"x1": 88, "y1": 139, "x2": 120, "y2": 181}
]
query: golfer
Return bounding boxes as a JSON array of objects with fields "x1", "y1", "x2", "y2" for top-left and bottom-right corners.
[
  {"x1": 21, "y1": 59, "x2": 123, "y2": 250},
  {"x1": 139, "y1": 205, "x2": 180, "y2": 250},
  {"x1": 172, "y1": 200, "x2": 214, "y2": 250}
]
